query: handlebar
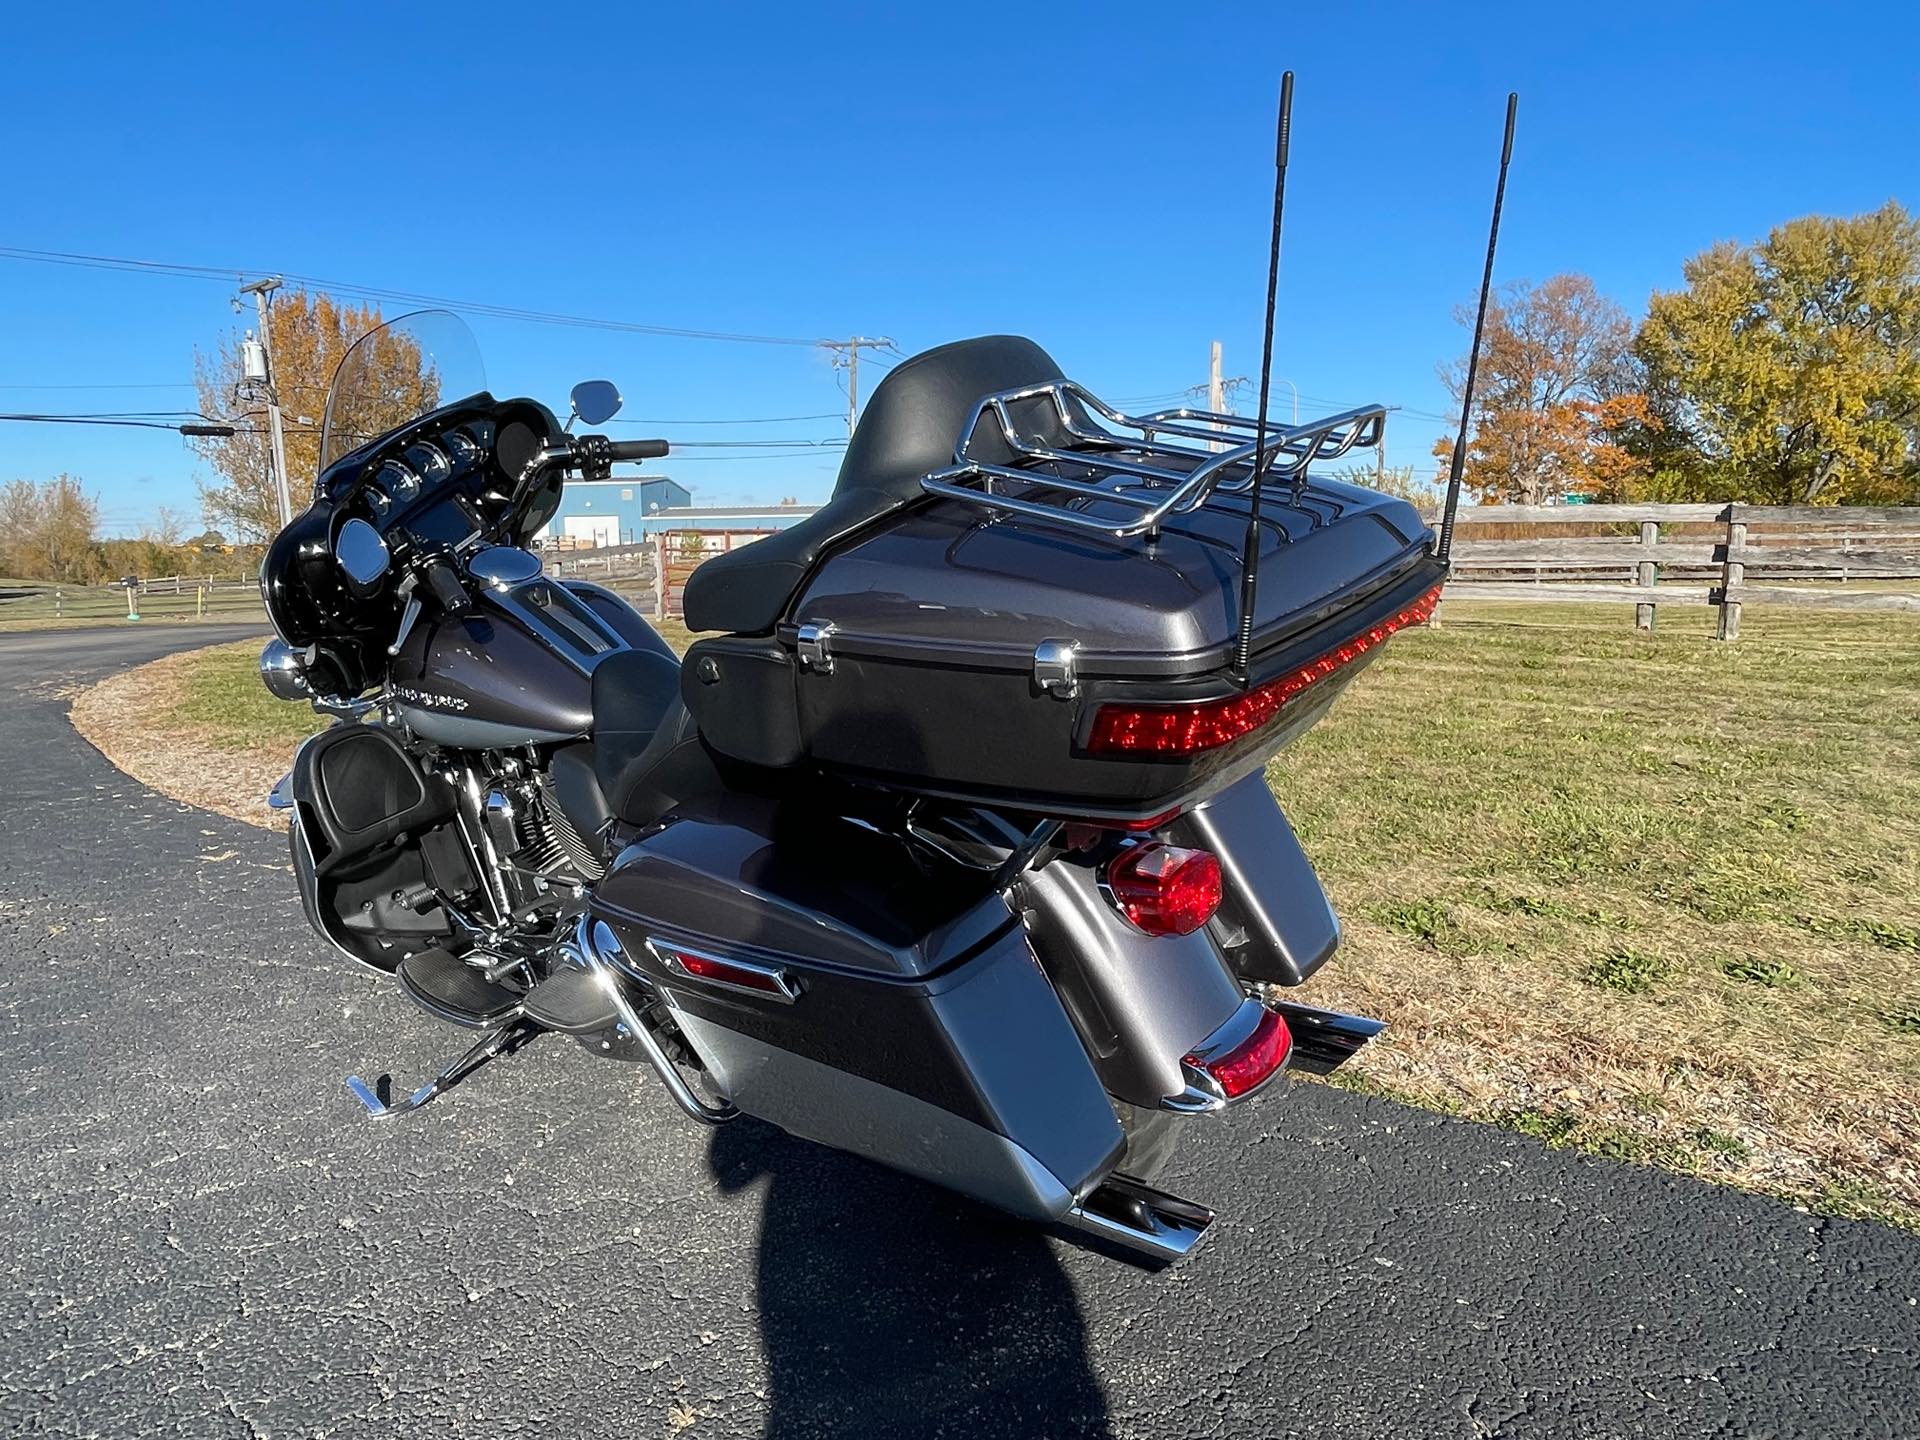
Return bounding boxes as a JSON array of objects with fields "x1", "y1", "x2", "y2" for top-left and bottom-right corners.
[{"x1": 606, "y1": 438, "x2": 670, "y2": 461}]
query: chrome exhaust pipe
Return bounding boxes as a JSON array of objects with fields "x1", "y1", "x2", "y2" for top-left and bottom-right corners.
[
  {"x1": 1062, "y1": 1174, "x2": 1214, "y2": 1265},
  {"x1": 1263, "y1": 998, "x2": 1385, "y2": 1076}
]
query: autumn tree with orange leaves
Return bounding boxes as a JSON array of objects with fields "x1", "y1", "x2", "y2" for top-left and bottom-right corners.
[
  {"x1": 191, "y1": 290, "x2": 395, "y2": 541},
  {"x1": 1433, "y1": 274, "x2": 1654, "y2": 504}
]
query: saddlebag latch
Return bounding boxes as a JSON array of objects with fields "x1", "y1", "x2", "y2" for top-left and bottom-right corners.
[
  {"x1": 1033, "y1": 639, "x2": 1080, "y2": 699},
  {"x1": 796, "y1": 622, "x2": 836, "y2": 674}
]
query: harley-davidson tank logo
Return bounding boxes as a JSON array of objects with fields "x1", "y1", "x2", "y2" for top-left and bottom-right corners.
[{"x1": 392, "y1": 684, "x2": 470, "y2": 712}]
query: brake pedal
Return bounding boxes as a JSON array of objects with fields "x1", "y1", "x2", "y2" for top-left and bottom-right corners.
[{"x1": 346, "y1": 1018, "x2": 540, "y2": 1120}]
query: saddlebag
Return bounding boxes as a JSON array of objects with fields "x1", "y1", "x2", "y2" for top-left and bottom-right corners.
[{"x1": 589, "y1": 794, "x2": 1126, "y2": 1222}]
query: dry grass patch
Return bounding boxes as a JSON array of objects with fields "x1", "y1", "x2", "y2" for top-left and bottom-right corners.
[
  {"x1": 1273, "y1": 601, "x2": 1920, "y2": 1227},
  {"x1": 71, "y1": 640, "x2": 325, "y2": 831}
]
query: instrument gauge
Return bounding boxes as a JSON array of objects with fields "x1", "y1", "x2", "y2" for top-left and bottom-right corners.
[
  {"x1": 376, "y1": 458, "x2": 421, "y2": 499},
  {"x1": 408, "y1": 441, "x2": 452, "y2": 485},
  {"x1": 442, "y1": 429, "x2": 483, "y2": 466}
]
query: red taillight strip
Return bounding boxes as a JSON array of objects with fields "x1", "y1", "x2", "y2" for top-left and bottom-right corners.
[
  {"x1": 1087, "y1": 582, "x2": 1443, "y2": 755},
  {"x1": 1196, "y1": 1007, "x2": 1293, "y2": 1098}
]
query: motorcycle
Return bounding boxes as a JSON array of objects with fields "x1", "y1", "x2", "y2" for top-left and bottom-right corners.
[{"x1": 259, "y1": 309, "x2": 1442, "y2": 1264}]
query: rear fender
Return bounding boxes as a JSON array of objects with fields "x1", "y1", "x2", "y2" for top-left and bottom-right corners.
[{"x1": 1015, "y1": 859, "x2": 1246, "y2": 1109}]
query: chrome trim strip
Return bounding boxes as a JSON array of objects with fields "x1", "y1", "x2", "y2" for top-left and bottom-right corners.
[{"x1": 480, "y1": 580, "x2": 628, "y2": 677}]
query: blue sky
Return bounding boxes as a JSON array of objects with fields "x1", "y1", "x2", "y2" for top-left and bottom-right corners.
[{"x1": 2, "y1": 1, "x2": 1916, "y2": 535}]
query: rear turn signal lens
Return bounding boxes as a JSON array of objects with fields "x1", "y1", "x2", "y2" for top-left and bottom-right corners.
[
  {"x1": 1087, "y1": 582, "x2": 1443, "y2": 755},
  {"x1": 1102, "y1": 843, "x2": 1223, "y2": 936},
  {"x1": 1188, "y1": 1008, "x2": 1293, "y2": 1099}
]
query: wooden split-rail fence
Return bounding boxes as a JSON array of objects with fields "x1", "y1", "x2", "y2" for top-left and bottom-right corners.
[{"x1": 1443, "y1": 503, "x2": 1920, "y2": 639}]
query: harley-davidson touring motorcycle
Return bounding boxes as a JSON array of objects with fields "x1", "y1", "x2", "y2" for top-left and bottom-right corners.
[{"x1": 259, "y1": 309, "x2": 1443, "y2": 1263}]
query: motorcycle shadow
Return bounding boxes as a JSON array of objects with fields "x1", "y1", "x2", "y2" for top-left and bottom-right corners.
[{"x1": 709, "y1": 1118, "x2": 1113, "y2": 1439}]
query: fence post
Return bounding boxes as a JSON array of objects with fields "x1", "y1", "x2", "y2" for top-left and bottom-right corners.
[
  {"x1": 653, "y1": 534, "x2": 667, "y2": 619},
  {"x1": 1635, "y1": 519, "x2": 1658, "y2": 632},
  {"x1": 1716, "y1": 505, "x2": 1745, "y2": 641}
]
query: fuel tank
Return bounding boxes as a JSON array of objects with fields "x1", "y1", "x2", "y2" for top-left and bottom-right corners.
[{"x1": 388, "y1": 578, "x2": 644, "y2": 747}]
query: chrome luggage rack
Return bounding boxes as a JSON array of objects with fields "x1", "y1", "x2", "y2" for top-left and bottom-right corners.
[{"x1": 918, "y1": 380, "x2": 1387, "y2": 539}]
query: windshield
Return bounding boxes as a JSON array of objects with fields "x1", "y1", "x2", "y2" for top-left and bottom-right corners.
[{"x1": 318, "y1": 309, "x2": 486, "y2": 470}]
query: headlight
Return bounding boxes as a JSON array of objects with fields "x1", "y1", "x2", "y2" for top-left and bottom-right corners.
[{"x1": 259, "y1": 639, "x2": 311, "y2": 702}]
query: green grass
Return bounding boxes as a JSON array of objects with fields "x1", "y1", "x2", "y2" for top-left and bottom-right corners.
[
  {"x1": 166, "y1": 641, "x2": 331, "y2": 750},
  {"x1": 1269, "y1": 600, "x2": 1920, "y2": 1227}
]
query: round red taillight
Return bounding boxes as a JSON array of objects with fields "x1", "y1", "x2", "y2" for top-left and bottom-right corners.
[{"x1": 1101, "y1": 842, "x2": 1224, "y2": 936}]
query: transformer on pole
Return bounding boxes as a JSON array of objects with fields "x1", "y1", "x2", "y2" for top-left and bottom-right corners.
[{"x1": 238, "y1": 276, "x2": 294, "y2": 530}]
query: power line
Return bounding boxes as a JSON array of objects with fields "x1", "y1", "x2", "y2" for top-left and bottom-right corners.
[
  {"x1": 0, "y1": 412, "x2": 257, "y2": 435},
  {"x1": 0, "y1": 381, "x2": 196, "y2": 391},
  {"x1": 0, "y1": 245, "x2": 865, "y2": 348},
  {"x1": 611, "y1": 412, "x2": 842, "y2": 426},
  {"x1": 662, "y1": 438, "x2": 847, "y2": 449},
  {"x1": 674, "y1": 449, "x2": 848, "y2": 464}
]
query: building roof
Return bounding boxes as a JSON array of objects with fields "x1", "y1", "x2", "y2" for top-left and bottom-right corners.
[
  {"x1": 657, "y1": 502, "x2": 818, "y2": 518},
  {"x1": 563, "y1": 475, "x2": 685, "y2": 489}
]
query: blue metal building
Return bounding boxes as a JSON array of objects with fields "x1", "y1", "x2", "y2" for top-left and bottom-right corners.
[{"x1": 542, "y1": 476, "x2": 694, "y2": 548}]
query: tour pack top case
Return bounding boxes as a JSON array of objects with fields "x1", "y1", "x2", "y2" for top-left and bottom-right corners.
[{"x1": 680, "y1": 336, "x2": 1444, "y2": 825}]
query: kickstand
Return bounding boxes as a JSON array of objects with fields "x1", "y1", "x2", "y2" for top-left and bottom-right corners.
[{"x1": 346, "y1": 1017, "x2": 541, "y2": 1120}]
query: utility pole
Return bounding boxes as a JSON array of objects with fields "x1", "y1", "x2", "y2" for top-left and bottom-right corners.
[
  {"x1": 238, "y1": 276, "x2": 293, "y2": 529},
  {"x1": 1208, "y1": 340, "x2": 1225, "y2": 450},
  {"x1": 820, "y1": 336, "x2": 894, "y2": 438}
]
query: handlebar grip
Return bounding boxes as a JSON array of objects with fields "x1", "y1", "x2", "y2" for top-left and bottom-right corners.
[
  {"x1": 424, "y1": 560, "x2": 471, "y2": 614},
  {"x1": 606, "y1": 438, "x2": 670, "y2": 461}
]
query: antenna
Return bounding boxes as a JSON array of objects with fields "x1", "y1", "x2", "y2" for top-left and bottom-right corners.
[
  {"x1": 1233, "y1": 70, "x2": 1295, "y2": 683},
  {"x1": 1436, "y1": 92, "x2": 1518, "y2": 567}
]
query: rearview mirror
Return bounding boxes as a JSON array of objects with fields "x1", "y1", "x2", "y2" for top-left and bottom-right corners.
[
  {"x1": 570, "y1": 379, "x2": 623, "y2": 426},
  {"x1": 335, "y1": 517, "x2": 390, "y2": 595}
]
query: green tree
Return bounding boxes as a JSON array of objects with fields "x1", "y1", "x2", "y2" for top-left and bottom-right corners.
[
  {"x1": 1634, "y1": 202, "x2": 1920, "y2": 505},
  {"x1": 0, "y1": 479, "x2": 38, "y2": 578},
  {"x1": 1331, "y1": 461, "x2": 1441, "y2": 516}
]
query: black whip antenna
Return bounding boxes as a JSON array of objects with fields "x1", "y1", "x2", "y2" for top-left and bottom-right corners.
[
  {"x1": 1233, "y1": 70, "x2": 1294, "y2": 683},
  {"x1": 1436, "y1": 92, "x2": 1517, "y2": 567}
]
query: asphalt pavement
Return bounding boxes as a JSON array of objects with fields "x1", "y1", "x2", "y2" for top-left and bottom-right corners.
[{"x1": 1, "y1": 625, "x2": 1914, "y2": 1439}]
